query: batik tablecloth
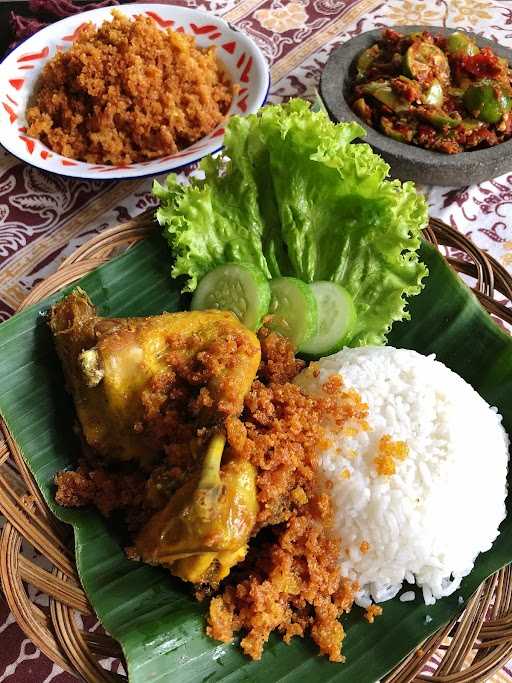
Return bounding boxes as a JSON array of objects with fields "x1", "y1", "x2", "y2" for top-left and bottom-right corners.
[{"x1": 1, "y1": 0, "x2": 512, "y2": 681}]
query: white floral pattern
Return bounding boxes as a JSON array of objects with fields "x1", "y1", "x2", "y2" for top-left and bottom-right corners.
[{"x1": 255, "y1": 1, "x2": 308, "y2": 33}]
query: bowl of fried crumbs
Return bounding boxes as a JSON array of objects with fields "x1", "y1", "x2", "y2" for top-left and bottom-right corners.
[{"x1": 0, "y1": 4, "x2": 270, "y2": 180}]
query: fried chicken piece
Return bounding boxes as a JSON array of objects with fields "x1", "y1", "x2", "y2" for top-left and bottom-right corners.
[
  {"x1": 49, "y1": 289, "x2": 261, "y2": 465},
  {"x1": 136, "y1": 433, "x2": 258, "y2": 585}
]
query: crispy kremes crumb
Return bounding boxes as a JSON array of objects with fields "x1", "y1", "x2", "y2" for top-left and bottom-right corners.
[
  {"x1": 54, "y1": 465, "x2": 146, "y2": 517},
  {"x1": 257, "y1": 326, "x2": 305, "y2": 384},
  {"x1": 26, "y1": 11, "x2": 233, "y2": 164},
  {"x1": 364, "y1": 604, "x2": 383, "y2": 624},
  {"x1": 207, "y1": 498, "x2": 358, "y2": 662},
  {"x1": 206, "y1": 330, "x2": 368, "y2": 662},
  {"x1": 374, "y1": 434, "x2": 409, "y2": 476}
]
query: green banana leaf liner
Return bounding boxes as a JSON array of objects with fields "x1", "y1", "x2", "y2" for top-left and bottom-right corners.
[{"x1": 0, "y1": 232, "x2": 510, "y2": 683}]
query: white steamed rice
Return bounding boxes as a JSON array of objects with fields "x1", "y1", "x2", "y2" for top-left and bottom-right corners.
[{"x1": 295, "y1": 346, "x2": 509, "y2": 607}]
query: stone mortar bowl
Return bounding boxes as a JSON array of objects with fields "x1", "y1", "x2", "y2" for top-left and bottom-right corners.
[{"x1": 319, "y1": 25, "x2": 512, "y2": 186}]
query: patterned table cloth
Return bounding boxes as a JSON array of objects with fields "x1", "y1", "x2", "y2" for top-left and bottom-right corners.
[{"x1": 1, "y1": 0, "x2": 512, "y2": 681}]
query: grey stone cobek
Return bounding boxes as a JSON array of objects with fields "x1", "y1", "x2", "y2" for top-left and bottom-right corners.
[{"x1": 319, "y1": 25, "x2": 512, "y2": 187}]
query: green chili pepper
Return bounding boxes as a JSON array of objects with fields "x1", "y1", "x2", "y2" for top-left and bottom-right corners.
[{"x1": 463, "y1": 81, "x2": 512, "y2": 124}]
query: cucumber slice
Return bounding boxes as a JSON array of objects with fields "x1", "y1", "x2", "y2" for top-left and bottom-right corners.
[
  {"x1": 191, "y1": 263, "x2": 271, "y2": 331},
  {"x1": 300, "y1": 282, "x2": 355, "y2": 357},
  {"x1": 267, "y1": 277, "x2": 318, "y2": 350}
]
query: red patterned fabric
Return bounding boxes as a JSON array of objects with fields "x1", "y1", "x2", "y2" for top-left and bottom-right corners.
[
  {"x1": 1, "y1": 1, "x2": 511, "y2": 681},
  {"x1": 8, "y1": 0, "x2": 119, "y2": 51}
]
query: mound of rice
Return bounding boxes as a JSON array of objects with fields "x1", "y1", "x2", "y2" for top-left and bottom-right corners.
[{"x1": 295, "y1": 346, "x2": 509, "y2": 606}]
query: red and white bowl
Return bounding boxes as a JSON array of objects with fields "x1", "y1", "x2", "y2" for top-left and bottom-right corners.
[{"x1": 0, "y1": 4, "x2": 270, "y2": 180}]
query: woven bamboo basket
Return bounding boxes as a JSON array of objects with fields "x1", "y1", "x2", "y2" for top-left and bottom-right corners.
[{"x1": 1, "y1": 212, "x2": 512, "y2": 683}]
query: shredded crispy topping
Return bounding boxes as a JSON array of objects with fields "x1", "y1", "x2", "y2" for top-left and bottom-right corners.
[
  {"x1": 206, "y1": 330, "x2": 368, "y2": 661},
  {"x1": 26, "y1": 11, "x2": 233, "y2": 164},
  {"x1": 374, "y1": 434, "x2": 409, "y2": 476},
  {"x1": 364, "y1": 604, "x2": 383, "y2": 624}
]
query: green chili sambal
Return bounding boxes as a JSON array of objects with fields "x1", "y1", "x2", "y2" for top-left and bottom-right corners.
[{"x1": 350, "y1": 29, "x2": 512, "y2": 153}]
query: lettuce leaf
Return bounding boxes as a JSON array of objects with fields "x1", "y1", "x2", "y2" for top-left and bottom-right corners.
[{"x1": 154, "y1": 99, "x2": 428, "y2": 346}]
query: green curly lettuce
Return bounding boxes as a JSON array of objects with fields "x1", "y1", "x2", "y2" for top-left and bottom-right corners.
[{"x1": 154, "y1": 99, "x2": 428, "y2": 346}]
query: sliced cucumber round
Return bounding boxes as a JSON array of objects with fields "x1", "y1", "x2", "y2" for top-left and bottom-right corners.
[
  {"x1": 267, "y1": 277, "x2": 318, "y2": 351},
  {"x1": 300, "y1": 282, "x2": 355, "y2": 358},
  {"x1": 191, "y1": 263, "x2": 270, "y2": 331}
]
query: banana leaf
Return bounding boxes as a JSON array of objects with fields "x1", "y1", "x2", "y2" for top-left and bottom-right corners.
[{"x1": 0, "y1": 233, "x2": 511, "y2": 683}]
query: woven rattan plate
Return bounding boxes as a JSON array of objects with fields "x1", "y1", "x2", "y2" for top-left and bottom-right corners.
[{"x1": 1, "y1": 212, "x2": 512, "y2": 683}]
